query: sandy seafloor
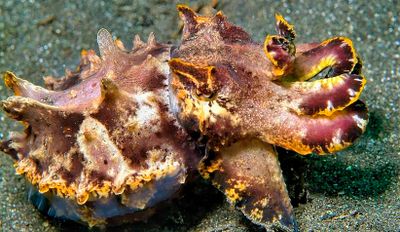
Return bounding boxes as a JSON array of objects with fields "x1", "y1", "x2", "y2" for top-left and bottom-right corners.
[{"x1": 0, "y1": 0, "x2": 399, "y2": 231}]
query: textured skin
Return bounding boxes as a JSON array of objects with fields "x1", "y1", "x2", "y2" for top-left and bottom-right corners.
[
  {"x1": 170, "y1": 8, "x2": 367, "y2": 155},
  {"x1": 0, "y1": 5, "x2": 368, "y2": 231},
  {"x1": 1, "y1": 28, "x2": 199, "y2": 226},
  {"x1": 170, "y1": 5, "x2": 368, "y2": 231}
]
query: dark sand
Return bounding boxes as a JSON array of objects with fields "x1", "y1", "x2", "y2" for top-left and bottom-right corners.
[{"x1": 0, "y1": 0, "x2": 399, "y2": 231}]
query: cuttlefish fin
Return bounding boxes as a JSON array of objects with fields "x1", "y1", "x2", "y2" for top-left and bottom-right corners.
[{"x1": 199, "y1": 139, "x2": 297, "y2": 232}]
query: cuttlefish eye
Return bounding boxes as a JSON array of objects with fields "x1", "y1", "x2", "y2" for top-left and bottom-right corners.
[{"x1": 194, "y1": 89, "x2": 216, "y2": 101}]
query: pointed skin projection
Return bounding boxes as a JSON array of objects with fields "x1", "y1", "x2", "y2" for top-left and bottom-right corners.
[
  {"x1": 1, "y1": 28, "x2": 201, "y2": 226},
  {"x1": 170, "y1": 5, "x2": 368, "y2": 231}
]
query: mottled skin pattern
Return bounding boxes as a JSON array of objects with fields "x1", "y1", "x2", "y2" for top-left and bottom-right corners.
[
  {"x1": 1, "y1": 29, "x2": 199, "y2": 226},
  {"x1": 0, "y1": 5, "x2": 368, "y2": 231},
  {"x1": 170, "y1": 5, "x2": 367, "y2": 231}
]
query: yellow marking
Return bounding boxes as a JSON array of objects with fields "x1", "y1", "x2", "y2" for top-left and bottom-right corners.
[
  {"x1": 233, "y1": 179, "x2": 248, "y2": 192},
  {"x1": 301, "y1": 55, "x2": 337, "y2": 81},
  {"x1": 264, "y1": 134, "x2": 313, "y2": 155},
  {"x1": 291, "y1": 74, "x2": 366, "y2": 116},
  {"x1": 114, "y1": 38, "x2": 126, "y2": 51},
  {"x1": 94, "y1": 182, "x2": 112, "y2": 198},
  {"x1": 4, "y1": 71, "x2": 21, "y2": 95},
  {"x1": 220, "y1": 179, "x2": 249, "y2": 205},
  {"x1": 263, "y1": 35, "x2": 291, "y2": 77},
  {"x1": 77, "y1": 192, "x2": 89, "y2": 205},
  {"x1": 277, "y1": 131, "x2": 354, "y2": 155},
  {"x1": 80, "y1": 49, "x2": 88, "y2": 56},
  {"x1": 322, "y1": 37, "x2": 357, "y2": 66},
  {"x1": 169, "y1": 58, "x2": 215, "y2": 91},
  {"x1": 275, "y1": 13, "x2": 296, "y2": 38},
  {"x1": 127, "y1": 177, "x2": 144, "y2": 191},
  {"x1": 174, "y1": 81, "x2": 239, "y2": 133},
  {"x1": 38, "y1": 183, "x2": 49, "y2": 193},
  {"x1": 263, "y1": 35, "x2": 279, "y2": 66},
  {"x1": 273, "y1": 67, "x2": 285, "y2": 76},
  {"x1": 198, "y1": 158, "x2": 223, "y2": 179},
  {"x1": 250, "y1": 208, "x2": 263, "y2": 222},
  {"x1": 297, "y1": 37, "x2": 357, "y2": 81},
  {"x1": 216, "y1": 11, "x2": 225, "y2": 18},
  {"x1": 257, "y1": 197, "x2": 269, "y2": 208},
  {"x1": 225, "y1": 188, "x2": 241, "y2": 203},
  {"x1": 174, "y1": 69, "x2": 201, "y2": 87},
  {"x1": 177, "y1": 4, "x2": 213, "y2": 24}
]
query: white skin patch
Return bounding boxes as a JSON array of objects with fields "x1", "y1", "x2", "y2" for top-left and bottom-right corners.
[
  {"x1": 327, "y1": 100, "x2": 334, "y2": 111},
  {"x1": 134, "y1": 91, "x2": 160, "y2": 131},
  {"x1": 332, "y1": 129, "x2": 343, "y2": 145},
  {"x1": 77, "y1": 117, "x2": 134, "y2": 188},
  {"x1": 347, "y1": 88, "x2": 356, "y2": 97},
  {"x1": 352, "y1": 114, "x2": 367, "y2": 129}
]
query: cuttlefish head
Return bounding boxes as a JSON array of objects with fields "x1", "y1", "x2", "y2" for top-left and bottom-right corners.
[{"x1": 170, "y1": 5, "x2": 368, "y2": 155}]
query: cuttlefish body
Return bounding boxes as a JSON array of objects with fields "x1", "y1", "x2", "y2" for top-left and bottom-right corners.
[{"x1": 0, "y1": 5, "x2": 367, "y2": 231}]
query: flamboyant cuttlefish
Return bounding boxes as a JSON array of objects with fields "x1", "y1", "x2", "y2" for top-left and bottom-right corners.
[{"x1": 0, "y1": 5, "x2": 368, "y2": 231}]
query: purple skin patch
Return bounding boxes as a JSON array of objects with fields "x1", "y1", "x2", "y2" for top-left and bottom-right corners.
[
  {"x1": 291, "y1": 37, "x2": 356, "y2": 80},
  {"x1": 265, "y1": 35, "x2": 295, "y2": 72},
  {"x1": 296, "y1": 73, "x2": 366, "y2": 115},
  {"x1": 301, "y1": 100, "x2": 368, "y2": 154}
]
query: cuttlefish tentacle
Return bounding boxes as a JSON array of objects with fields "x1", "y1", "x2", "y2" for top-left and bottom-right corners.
[
  {"x1": 199, "y1": 139, "x2": 298, "y2": 232},
  {"x1": 275, "y1": 13, "x2": 296, "y2": 41},
  {"x1": 264, "y1": 100, "x2": 368, "y2": 155},
  {"x1": 263, "y1": 14, "x2": 363, "y2": 117},
  {"x1": 289, "y1": 37, "x2": 357, "y2": 81},
  {"x1": 287, "y1": 73, "x2": 366, "y2": 116},
  {"x1": 280, "y1": 35, "x2": 364, "y2": 116},
  {"x1": 264, "y1": 35, "x2": 295, "y2": 77},
  {"x1": 264, "y1": 14, "x2": 296, "y2": 77},
  {"x1": 265, "y1": 14, "x2": 357, "y2": 83}
]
